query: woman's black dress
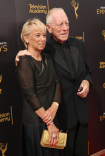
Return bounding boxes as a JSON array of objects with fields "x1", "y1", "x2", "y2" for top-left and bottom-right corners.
[{"x1": 17, "y1": 52, "x2": 62, "y2": 156}]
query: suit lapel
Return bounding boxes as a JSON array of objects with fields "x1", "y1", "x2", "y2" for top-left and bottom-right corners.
[
  {"x1": 48, "y1": 38, "x2": 70, "y2": 73},
  {"x1": 54, "y1": 47, "x2": 70, "y2": 73},
  {"x1": 67, "y1": 38, "x2": 79, "y2": 73},
  {"x1": 48, "y1": 37, "x2": 79, "y2": 73}
]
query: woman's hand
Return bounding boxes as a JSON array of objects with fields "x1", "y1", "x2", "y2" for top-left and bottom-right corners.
[
  {"x1": 42, "y1": 109, "x2": 52, "y2": 125},
  {"x1": 47, "y1": 123, "x2": 59, "y2": 145},
  {"x1": 42, "y1": 102, "x2": 59, "y2": 125}
]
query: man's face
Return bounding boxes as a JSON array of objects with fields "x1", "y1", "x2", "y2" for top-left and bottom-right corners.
[{"x1": 47, "y1": 11, "x2": 69, "y2": 44}]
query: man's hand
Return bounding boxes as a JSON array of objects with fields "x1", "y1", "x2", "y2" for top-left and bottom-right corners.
[
  {"x1": 77, "y1": 80, "x2": 90, "y2": 98},
  {"x1": 15, "y1": 50, "x2": 31, "y2": 66},
  {"x1": 42, "y1": 102, "x2": 59, "y2": 125}
]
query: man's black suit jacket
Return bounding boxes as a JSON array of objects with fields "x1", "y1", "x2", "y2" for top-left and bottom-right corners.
[{"x1": 43, "y1": 37, "x2": 93, "y2": 130}]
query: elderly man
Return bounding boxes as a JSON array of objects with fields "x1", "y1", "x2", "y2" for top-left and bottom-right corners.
[{"x1": 16, "y1": 8, "x2": 92, "y2": 156}]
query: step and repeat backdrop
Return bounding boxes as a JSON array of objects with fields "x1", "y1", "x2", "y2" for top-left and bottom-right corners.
[{"x1": 0, "y1": 0, "x2": 105, "y2": 155}]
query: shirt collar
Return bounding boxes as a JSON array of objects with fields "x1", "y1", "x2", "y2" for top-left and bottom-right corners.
[{"x1": 50, "y1": 35, "x2": 67, "y2": 47}]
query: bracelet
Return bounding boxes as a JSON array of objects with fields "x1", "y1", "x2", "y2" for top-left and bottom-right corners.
[
  {"x1": 53, "y1": 102, "x2": 59, "y2": 107},
  {"x1": 49, "y1": 121, "x2": 53, "y2": 125}
]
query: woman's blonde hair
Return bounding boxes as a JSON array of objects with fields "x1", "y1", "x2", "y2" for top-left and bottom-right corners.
[{"x1": 21, "y1": 18, "x2": 46, "y2": 48}]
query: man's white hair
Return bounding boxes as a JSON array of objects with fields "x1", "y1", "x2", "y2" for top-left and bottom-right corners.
[{"x1": 46, "y1": 8, "x2": 67, "y2": 24}]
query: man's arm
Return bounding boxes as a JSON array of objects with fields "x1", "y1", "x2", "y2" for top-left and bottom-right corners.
[
  {"x1": 77, "y1": 41, "x2": 92, "y2": 98},
  {"x1": 15, "y1": 50, "x2": 31, "y2": 66}
]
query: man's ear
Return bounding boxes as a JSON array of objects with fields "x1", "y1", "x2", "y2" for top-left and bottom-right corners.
[{"x1": 46, "y1": 24, "x2": 52, "y2": 34}]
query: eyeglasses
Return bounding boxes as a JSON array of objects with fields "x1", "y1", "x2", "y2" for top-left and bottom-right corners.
[{"x1": 55, "y1": 22, "x2": 69, "y2": 28}]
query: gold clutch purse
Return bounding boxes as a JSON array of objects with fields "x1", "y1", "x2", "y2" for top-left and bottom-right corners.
[{"x1": 40, "y1": 130, "x2": 67, "y2": 149}]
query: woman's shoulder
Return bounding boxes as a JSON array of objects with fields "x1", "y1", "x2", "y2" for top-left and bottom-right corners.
[
  {"x1": 18, "y1": 55, "x2": 35, "y2": 70},
  {"x1": 19, "y1": 55, "x2": 32, "y2": 61},
  {"x1": 20, "y1": 55, "x2": 36, "y2": 64}
]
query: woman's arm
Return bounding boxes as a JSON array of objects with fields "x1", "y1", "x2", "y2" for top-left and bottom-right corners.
[
  {"x1": 17, "y1": 56, "x2": 45, "y2": 119},
  {"x1": 43, "y1": 63, "x2": 61, "y2": 124}
]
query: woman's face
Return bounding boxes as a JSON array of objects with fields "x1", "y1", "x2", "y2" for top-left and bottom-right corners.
[{"x1": 28, "y1": 26, "x2": 46, "y2": 52}]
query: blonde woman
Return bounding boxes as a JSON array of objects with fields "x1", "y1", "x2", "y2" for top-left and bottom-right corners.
[{"x1": 16, "y1": 18, "x2": 61, "y2": 156}]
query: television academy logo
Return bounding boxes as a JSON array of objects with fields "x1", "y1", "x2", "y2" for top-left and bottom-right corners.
[
  {"x1": 69, "y1": 31, "x2": 85, "y2": 42},
  {"x1": 102, "y1": 30, "x2": 105, "y2": 41},
  {"x1": 29, "y1": 0, "x2": 49, "y2": 14},
  {"x1": 97, "y1": 6, "x2": 105, "y2": 14},
  {"x1": 0, "y1": 106, "x2": 13, "y2": 125},
  {"x1": 71, "y1": 0, "x2": 79, "y2": 19},
  {"x1": 0, "y1": 143, "x2": 8, "y2": 156},
  {"x1": 0, "y1": 42, "x2": 8, "y2": 52}
]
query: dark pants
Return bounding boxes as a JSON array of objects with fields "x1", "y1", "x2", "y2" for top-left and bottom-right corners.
[{"x1": 64, "y1": 122, "x2": 88, "y2": 156}]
